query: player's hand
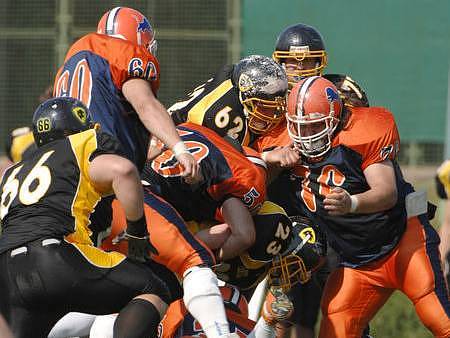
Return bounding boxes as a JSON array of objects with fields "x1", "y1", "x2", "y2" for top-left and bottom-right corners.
[
  {"x1": 113, "y1": 231, "x2": 159, "y2": 263},
  {"x1": 263, "y1": 146, "x2": 300, "y2": 168},
  {"x1": 323, "y1": 187, "x2": 352, "y2": 215},
  {"x1": 176, "y1": 152, "x2": 202, "y2": 184}
]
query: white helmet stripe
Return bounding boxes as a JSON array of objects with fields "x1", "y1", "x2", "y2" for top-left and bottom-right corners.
[
  {"x1": 106, "y1": 7, "x2": 121, "y2": 35},
  {"x1": 296, "y1": 76, "x2": 319, "y2": 118}
]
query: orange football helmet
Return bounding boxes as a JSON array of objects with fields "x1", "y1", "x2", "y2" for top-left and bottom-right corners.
[
  {"x1": 286, "y1": 76, "x2": 342, "y2": 158},
  {"x1": 97, "y1": 7, "x2": 157, "y2": 55}
]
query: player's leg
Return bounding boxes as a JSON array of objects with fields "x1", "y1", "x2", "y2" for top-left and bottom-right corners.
[
  {"x1": 318, "y1": 266, "x2": 393, "y2": 338},
  {"x1": 107, "y1": 194, "x2": 231, "y2": 338},
  {"x1": 48, "y1": 312, "x2": 97, "y2": 338},
  {"x1": 396, "y1": 215, "x2": 450, "y2": 337},
  {"x1": 61, "y1": 241, "x2": 170, "y2": 338},
  {"x1": 0, "y1": 242, "x2": 67, "y2": 338}
]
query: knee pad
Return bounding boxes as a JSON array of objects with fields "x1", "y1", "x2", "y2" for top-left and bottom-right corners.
[
  {"x1": 89, "y1": 314, "x2": 116, "y2": 338},
  {"x1": 182, "y1": 266, "x2": 221, "y2": 306}
]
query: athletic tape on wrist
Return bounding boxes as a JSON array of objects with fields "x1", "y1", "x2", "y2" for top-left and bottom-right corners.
[
  {"x1": 350, "y1": 195, "x2": 359, "y2": 213},
  {"x1": 173, "y1": 141, "x2": 189, "y2": 157}
]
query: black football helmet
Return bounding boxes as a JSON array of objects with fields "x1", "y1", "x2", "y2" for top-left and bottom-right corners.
[
  {"x1": 268, "y1": 215, "x2": 327, "y2": 292},
  {"x1": 232, "y1": 55, "x2": 288, "y2": 134},
  {"x1": 273, "y1": 23, "x2": 327, "y2": 86},
  {"x1": 215, "y1": 201, "x2": 294, "y2": 290},
  {"x1": 324, "y1": 73, "x2": 369, "y2": 108},
  {"x1": 32, "y1": 97, "x2": 93, "y2": 147}
]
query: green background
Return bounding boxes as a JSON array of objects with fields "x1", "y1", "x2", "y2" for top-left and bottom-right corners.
[{"x1": 242, "y1": 0, "x2": 450, "y2": 143}]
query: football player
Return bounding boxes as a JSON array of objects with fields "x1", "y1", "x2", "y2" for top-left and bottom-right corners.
[
  {"x1": 168, "y1": 55, "x2": 289, "y2": 155},
  {"x1": 0, "y1": 97, "x2": 170, "y2": 338},
  {"x1": 272, "y1": 23, "x2": 327, "y2": 88},
  {"x1": 141, "y1": 122, "x2": 267, "y2": 260},
  {"x1": 90, "y1": 122, "x2": 266, "y2": 338},
  {"x1": 285, "y1": 76, "x2": 450, "y2": 338},
  {"x1": 90, "y1": 209, "x2": 327, "y2": 338},
  {"x1": 265, "y1": 23, "x2": 329, "y2": 338},
  {"x1": 53, "y1": 7, "x2": 198, "y2": 178},
  {"x1": 252, "y1": 23, "x2": 329, "y2": 171}
]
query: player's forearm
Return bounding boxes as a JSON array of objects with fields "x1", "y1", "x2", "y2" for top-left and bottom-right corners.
[
  {"x1": 137, "y1": 99, "x2": 183, "y2": 150},
  {"x1": 219, "y1": 232, "x2": 253, "y2": 261},
  {"x1": 196, "y1": 223, "x2": 231, "y2": 251},
  {"x1": 355, "y1": 161, "x2": 397, "y2": 213},
  {"x1": 111, "y1": 166, "x2": 144, "y2": 222},
  {"x1": 219, "y1": 197, "x2": 256, "y2": 260},
  {"x1": 351, "y1": 187, "x2": 397, "y2": 214}
]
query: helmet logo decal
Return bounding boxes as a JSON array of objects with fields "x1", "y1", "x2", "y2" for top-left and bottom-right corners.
[
  {"x1": 36, "y1": 117, "x2": 52, "y2": 133},
  {"x1": 137, "y1": 17, "x2": 152, "y2": 34},
  {"x1": 325, "y1": 87, "x2": 339, "y2": 104},
  {"x1": 299, "y1": 227, "x2": 316, "y2": 244},
  {"x1": 326, "y1": 87, "x2": 340, "y2": 117},
  {"x1": 72, "y1": 107, "x2": 88, "y2": 124},
  {"x1": 238, "y1": 74, "x2": 253, "y2": 93}
]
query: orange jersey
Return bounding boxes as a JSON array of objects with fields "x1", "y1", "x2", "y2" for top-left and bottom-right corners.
[
  {"x1": 292, "y1": 107, "x2": 413, "y2": 267},
  {"x1": 251, "y1": 120, "x2": 291, "y2": 153},
  {"x1": 53, "y1": 33, "x2": 160, "y2": 169},
  {"x1": 142, "y1": 123, "x2": 267, "y2": 222},
  {"x1": 102, "y1": 196, "x2": 214, "y2": 278},
  {"x1": 332, "y1": 106, "x2": 400, "y2": 169}
]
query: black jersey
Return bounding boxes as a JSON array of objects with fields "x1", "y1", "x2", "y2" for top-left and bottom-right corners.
[
  {"x1": 0, "y1": 129, "x2": 123, "y2": 253},
  {"x1": 169, "y1": 65, "x2": 255, "y2": 146},
  {"x1": 215, "y1": 201, "x2": 293, "y2": 291}
]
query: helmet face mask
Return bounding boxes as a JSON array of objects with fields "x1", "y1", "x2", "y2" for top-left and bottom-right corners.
[
  {"x1": 268, "y1": 216, "x2": 326, "y2": 292},
  {"x1": 233, "y1": 55, "x2": 288, "y2": 134},
  {"x1": 286, "y1": 76, "x2": 342, "y2": 158},
  {"x1": 32, "y1": 97, "x2": 93, "y2": 147},
  {"x1": 242, "y1": 96, "x2": 286, "y2": 134},
  {"x1": 287, "y1": 112, "x2": 338, "y2": 158},
  {"x1": 273, "y1": 24, "x2": 327, "y2": 88}
]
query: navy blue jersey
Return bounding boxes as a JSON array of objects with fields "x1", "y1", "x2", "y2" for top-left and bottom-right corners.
[
  {"x1": 54, "y1": 33, "x2": 159, "y2": 170},
  {"x1": 291, "y1": 107, "x2": 413, "y2": 267},
  {"x1": 141, "y1": 123, "x2": 266, "y2": 222}
]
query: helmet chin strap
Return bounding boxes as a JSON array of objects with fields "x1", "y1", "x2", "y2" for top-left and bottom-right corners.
[{"x1": 242, "y1": 106, "x2": 250, "y2": 119}]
